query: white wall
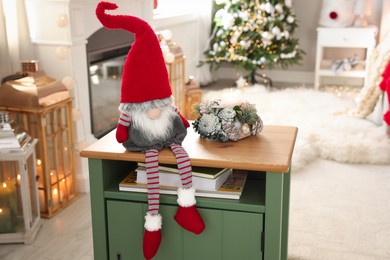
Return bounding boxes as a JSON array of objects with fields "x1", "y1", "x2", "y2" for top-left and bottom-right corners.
[{"x1": 154, "y1": 14, "x2": 200, "y2": 83}]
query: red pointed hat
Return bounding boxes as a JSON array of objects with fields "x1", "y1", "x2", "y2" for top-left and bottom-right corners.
[{"x1": 96, "y1": 1, "x2": 172, "y2": 103}]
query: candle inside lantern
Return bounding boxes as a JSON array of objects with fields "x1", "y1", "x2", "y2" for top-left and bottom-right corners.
[
  {"x1": 38, "y1": 189, "x2": 45, "y2": 212},
  {"x1": 50, "y1": 170, "x2": 58, "y2": 184},
  {"x1": 52, "y1": 187, "x2": 59, "y2": 206},
  {"x1": 0, "y1": 181, "x2": 17, "y2": 232},
  {"x1": 36, "y1": 159, "x2": 42, "y2": 171},
  {"x1": 0, "y1": 181, "x2": 16, "y2": 201},
  {"x1": 66, "y1": 176, "x2": 73, "y2": 196},
  {"x1": 59, "y1": 179, "x2": 66, "y2": 202},
  {"x1": 36, "y1": 159, "x2": 44, "y2": 191},
  {"x1": 221, "y1": 90, "x2": 244, "y2": 108},
  {"x1": 0, "y1": 207, "x2": 12, "y2": 233}
]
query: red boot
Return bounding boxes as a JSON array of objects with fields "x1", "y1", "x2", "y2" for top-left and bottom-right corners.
[
  {"x1": 174, "y1": 187, "x2": 205, "y2": 234},
  {"x1": 143, "y1": 213, "x2": 162, "y2": 260}
]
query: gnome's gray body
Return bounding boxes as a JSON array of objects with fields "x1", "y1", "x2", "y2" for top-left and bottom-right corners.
[{"x1": 123, "y1": 113, "x2": 187, "y2": 152}]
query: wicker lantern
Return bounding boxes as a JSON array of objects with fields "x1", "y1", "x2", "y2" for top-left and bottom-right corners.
[
  {"x1": 166, "y1": 56, "x2": 186, "y2": 113},
  {"x1": 0, "y1": 71, "x2": 76, "y2": 218}
]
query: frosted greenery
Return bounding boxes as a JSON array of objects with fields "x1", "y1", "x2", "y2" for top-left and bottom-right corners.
[{"x1": 193, "y1": 99, "x2": 263, "y2": 142}]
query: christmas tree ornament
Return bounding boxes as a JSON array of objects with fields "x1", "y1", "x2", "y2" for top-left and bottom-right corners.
[
  {"x1": 271, "y1": 26, "x2": 282, "y2": 40},
  {"x1": 235, "y1": 76, "x2": 247, "y2": 88},
  {"x1": 95, "y1": 2, "x2": 205, "y2": 259},
  {"x1": 275, "y1": 3, "x2": 284, "y2": 13}
]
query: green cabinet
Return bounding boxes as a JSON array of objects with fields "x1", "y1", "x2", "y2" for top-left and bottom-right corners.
[
  {"x1": 106, "y1": 195, "x2": 263, "y2": 260},
  {"x1": 81, "y1": 126, "x2": 297, "y2": 260},
  {"x1": 91, "y1": 159, "x2": 268, "y2": 260},
  {"x1": 106, "y1": 200, "x2": 143, "y2": 260}
]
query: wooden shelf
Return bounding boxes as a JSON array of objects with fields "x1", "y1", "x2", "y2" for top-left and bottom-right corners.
[{"x1": 81, "y1": 125, "x2": 298, "y2": 173}]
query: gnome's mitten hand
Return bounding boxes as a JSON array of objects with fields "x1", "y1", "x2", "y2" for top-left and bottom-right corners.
[
  {"x1": 175, "y1": 108, "x2": 190, "y2": 128},
  {"x1": 116, "y1": 113, "x2": 131, "y2": 143}
]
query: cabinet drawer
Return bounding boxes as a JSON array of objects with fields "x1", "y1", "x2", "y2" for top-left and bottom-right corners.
[
  {"x1": 317, "y1": 27, "x2": 376, "y2": 47},
  {"x1": 223, "y1": 210, "x2": 264, "y2": 259},
  {"x1": 106, "y1": 199, "x2": 263, "y2": 260}
]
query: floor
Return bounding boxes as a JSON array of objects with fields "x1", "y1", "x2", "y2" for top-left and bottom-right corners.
[{"x1": 0, "y1": 194, "x2": 94, "y2": 260}]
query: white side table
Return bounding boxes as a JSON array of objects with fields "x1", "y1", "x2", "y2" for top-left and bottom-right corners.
[{"x1": 314, "y1": 26, "x2": 377, "y2": 89}]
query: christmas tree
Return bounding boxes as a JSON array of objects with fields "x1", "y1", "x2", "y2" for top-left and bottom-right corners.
[{"x1": 201, "y1": 0, "x2": 304, "y2": 84}]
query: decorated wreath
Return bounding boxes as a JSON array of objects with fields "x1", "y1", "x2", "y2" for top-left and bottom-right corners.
[{"x1": 192, "y1": 99, "x2": 263, "y2": 142}]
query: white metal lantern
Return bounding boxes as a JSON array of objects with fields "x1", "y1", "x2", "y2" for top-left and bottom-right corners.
[{"x1": 0, "y1": 111, "x2": 41, "y2": 244}]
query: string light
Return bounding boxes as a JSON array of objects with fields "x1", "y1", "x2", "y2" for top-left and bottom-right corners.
[{"x1": 56, "y1": 14, "x2": 69, "y2": 28}]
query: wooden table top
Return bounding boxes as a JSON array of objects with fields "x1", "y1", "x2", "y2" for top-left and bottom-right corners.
[{"x1": 80, "y1": 125, "x2": 298, "y2": 173}]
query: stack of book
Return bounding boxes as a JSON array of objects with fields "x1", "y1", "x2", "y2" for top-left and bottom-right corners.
[{"x1": 119, "y1": 164, "x2": 247, "y2": 200}]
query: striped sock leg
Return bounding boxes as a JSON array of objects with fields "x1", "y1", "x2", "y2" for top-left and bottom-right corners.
[
  {"x1": 143, "y1": 149, "x2": 162, "y2": 260},
  {"x1": 171, "y1": 143, "x2": 205, "y2": 234},
  {"x1": 170, "y1": 143, "x2": 192, "y2": 189},
  {"x1": 145, "y1": 149, "x2": 160, "y2": 215}
]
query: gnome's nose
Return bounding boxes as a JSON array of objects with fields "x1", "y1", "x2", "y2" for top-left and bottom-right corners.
[{"x1": 147, "y1": 108, "x2": 162, "y2": 119}]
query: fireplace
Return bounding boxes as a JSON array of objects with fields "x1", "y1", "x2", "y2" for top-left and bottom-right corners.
[{"x1": 86, "y1": 27, "x2": 134, "y2": 138}]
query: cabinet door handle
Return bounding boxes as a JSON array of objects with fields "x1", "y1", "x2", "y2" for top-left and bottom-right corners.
[{"x1": 117, "y1": 253, "x2": 122, "y2": 260}]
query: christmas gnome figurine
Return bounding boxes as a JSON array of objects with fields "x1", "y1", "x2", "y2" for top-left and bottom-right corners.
[{"x1": 96, "y1": 2, "x2": 205, "y2": 259}]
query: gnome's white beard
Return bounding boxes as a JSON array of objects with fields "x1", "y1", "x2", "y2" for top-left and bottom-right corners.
[{"x1": 129, "y1": 107, "x2": 177, "y2": 142}]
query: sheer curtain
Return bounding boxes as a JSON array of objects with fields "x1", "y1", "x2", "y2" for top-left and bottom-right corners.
[
  {"x1": 195, "y1": 0, "x2": 213, "y2": 85},
  {"x1": 0, "y1": 0, "x2": 34, "y2": 81}
]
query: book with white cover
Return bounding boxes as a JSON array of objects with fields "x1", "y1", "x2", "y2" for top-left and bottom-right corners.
[
  {"x1": 135, "y1": 167, "x2": 232, "y2": 191},
  {"x1": 137, "y1": 163, "x2": 229, "y2": 179},
  {"x1": 119, "y1": 170, "x2": 247, "y2": 200}
]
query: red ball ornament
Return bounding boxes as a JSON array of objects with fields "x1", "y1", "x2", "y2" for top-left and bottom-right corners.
[{"x1": 329, "y1": 11, "x2": 338, "y2": 20}]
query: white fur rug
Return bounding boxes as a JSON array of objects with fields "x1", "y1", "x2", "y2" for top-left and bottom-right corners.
[{"x1": 203, "y1": 85, "x2": 390, "y2": 171}]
